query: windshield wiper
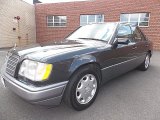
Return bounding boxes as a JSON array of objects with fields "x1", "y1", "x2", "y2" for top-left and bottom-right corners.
[{"x1": 78, "y1": 38, "x2": 103, "y2": 41}]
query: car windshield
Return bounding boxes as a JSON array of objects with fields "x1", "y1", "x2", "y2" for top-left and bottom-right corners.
[{"x1": 67, "y1": 23, "x2": 117, "y2": 42}]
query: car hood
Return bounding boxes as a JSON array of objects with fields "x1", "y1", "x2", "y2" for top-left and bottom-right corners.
[{"x1": 10, "y1": 39, "x2": 110, "y2": 62}]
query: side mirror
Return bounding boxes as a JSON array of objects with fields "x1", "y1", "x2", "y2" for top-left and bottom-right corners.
[
  {"x1": 112, "y1": 37, "x2": 130, "y2": 49},
  {"x1": 117, "y1": 38, "x2": 130, "y2": 45},
  {"x1": 112, "y1": 38, "x2": 118, "y2": 49}
]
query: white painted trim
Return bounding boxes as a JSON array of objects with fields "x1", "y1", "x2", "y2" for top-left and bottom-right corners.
[
  {"x1": 47, "y1": 15, "x2": 67, "y2": 27},
  {"x1": 120, "y1": 13, "x2": 150, "y2": 27},
  {"x1": 80, "y1": 14, "x2": 104, "y2": 26}
]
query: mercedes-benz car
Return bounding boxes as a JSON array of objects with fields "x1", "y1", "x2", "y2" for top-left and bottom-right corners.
[{"x1": 1, "y1": 22, "x2": 152, "y2": 111}]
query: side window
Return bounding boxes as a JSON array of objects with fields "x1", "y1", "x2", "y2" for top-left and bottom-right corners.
[
  {"x1": 117, "y1": 25, "x2": 132, "y2": 38},
  {"x1": 133, "y1": 28, "x2": 142, "y2": 42},
  {"x1": 117, "y1": 25, "x2": 133, "y2": 43}
]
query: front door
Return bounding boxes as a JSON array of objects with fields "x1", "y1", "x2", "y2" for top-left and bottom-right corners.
[{"x1": 101, "y1": 24, "x2": 137, "y2": 83}]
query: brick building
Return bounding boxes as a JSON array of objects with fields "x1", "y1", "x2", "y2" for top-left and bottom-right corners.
[{"x1": 35, "y1": 0, "x2": 160, "y2": 50}]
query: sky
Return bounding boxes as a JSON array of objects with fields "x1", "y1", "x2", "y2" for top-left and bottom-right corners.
[{"x1": 23, "y1": 0, "x2": 90, "y2": 4}]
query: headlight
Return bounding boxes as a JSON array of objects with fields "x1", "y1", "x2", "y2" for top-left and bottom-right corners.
[{"x1": 19, "y1": 59, "x2": 52, "y2": 81}]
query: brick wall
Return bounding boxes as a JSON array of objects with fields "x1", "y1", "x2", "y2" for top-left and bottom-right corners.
[{"x1": 35, "y1": 0, "x2": 160, "y2": 50}]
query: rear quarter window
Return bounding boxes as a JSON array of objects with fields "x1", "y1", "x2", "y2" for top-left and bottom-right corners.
[{"x1": 133, "y1": 27, "x2": 146, "y2": 42}]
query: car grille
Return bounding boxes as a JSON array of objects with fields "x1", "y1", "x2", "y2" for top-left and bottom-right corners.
[{"x1": 6, "y1": 53, "x2": 20, "y2": 77}]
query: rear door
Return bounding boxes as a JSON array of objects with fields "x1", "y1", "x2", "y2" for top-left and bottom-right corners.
[{"x1": 132, "y1": 27, "x2": 147, "y2": 62}]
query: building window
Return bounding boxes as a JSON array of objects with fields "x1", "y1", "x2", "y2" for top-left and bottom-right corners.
[
  {"x1": 80, "y1": 14, "x2": 104, "y2": 26},
  {"x1": 47, "y1": 16, "x2": 67, "y2": 27},
  {"x1": 120, "y1": 13, "x2": 150, "y2": 27}
]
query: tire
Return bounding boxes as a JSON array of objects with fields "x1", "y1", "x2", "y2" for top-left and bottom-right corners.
[
  {"x1": 63, "y1": 64, "x2": 101, "y2": 111},
  {"x1": 138, "y1": 53, "x2": 151, "y2": 71}
]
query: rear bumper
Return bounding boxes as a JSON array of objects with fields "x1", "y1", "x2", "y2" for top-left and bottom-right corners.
[{"x1": 1, "y1": 72, "x2": 68, "y2": 106}]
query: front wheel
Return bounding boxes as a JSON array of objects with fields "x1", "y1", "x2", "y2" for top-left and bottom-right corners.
[
  {"x1": 138, "y1": 53, "x2": 151, "y2": 71},
  {"x1": 76, "y1": 74, "x2": 98, "y2": 105},
  {"x1": 63, "y1": 65, "x2": 100, "y2": 111}
]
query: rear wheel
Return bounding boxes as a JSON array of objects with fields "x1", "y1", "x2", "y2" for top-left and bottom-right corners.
[
  {"x1": 138, "y1": 53, "x2": 151, "y2": 71},
  {"x1": 63, "y1": 65, "x2": 100, "y2": 111}
]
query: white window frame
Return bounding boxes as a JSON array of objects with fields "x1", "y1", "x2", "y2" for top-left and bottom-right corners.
[
  {"x1": 80, "y1": 14, "x2": 104, "y2": 26},
  {"x1": 47, "y1": 16, "x2": 67, "y2": 27},
  {"x1": 120, "y1": 13, "x2": 150, "y2": 27}
]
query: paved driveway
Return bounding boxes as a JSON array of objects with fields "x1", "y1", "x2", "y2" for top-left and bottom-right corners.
[{"x1": 0, "y1": 51, "x2": 160, "y2": 120}]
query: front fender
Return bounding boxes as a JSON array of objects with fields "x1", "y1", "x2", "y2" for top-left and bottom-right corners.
[{"x1": 69, "y1": 55, "x2": 97, "y2": 75}]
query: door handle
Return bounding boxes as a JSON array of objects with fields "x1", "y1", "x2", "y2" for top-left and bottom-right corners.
[{"x1": 132, "y1": 46, "x2": 137, "y2": 50}]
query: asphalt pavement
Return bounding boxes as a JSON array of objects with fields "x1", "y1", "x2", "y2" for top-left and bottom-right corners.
[{"x1": 0, "y1": 51, "x2": 160, "y2": 120}]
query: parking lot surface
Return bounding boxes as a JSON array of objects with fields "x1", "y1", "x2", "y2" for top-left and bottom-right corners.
[{"x1": 0, "y1": 51, "x2": 160, "y2": 120}]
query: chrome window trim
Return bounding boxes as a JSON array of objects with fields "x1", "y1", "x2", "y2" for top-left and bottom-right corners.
[{"x1": 101, "y1": 57, "x2": 138, "y2": 70}]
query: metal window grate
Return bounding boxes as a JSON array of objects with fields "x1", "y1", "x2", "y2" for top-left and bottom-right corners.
[{"x1": 6, "y1": 54, "x2": 20, "y2": 77}]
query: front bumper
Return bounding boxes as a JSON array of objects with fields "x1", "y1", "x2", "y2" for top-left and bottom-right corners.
[{"x1": 1, "y1": 72, "x2": 68, "y2": 106}]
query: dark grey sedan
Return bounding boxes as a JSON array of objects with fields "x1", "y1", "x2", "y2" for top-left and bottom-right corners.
[{"x1": 1, "y1": 22, "x2": 152, "y2": 111}]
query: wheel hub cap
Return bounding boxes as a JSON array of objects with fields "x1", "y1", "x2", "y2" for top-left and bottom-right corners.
[
  {"x1": 76, "y1": 74, "x2": 97, "y2": 104},
  {"x1": 145, "y1": 55, "x2": 150, "y2": 68}
]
